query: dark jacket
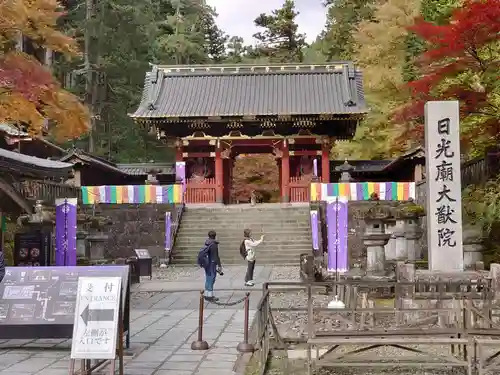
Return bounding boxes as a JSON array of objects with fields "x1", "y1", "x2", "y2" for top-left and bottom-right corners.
[
  {"x1": 0, "y1": 251, "x2": 5, "y2": 283},
  {"x1": 205, "y1": 238, "x2": 221, "y2": 267}
]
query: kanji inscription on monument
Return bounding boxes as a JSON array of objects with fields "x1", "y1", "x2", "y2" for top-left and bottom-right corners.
[
  {"x1": 71, "y1": 277, "x2": 122, "y2": 360},
  {"x1": 424, "y1": 101, "x2": 463, "y2": 271}
]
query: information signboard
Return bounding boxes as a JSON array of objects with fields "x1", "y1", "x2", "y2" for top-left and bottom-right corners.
[
  {"x1": 0, "y1": 266, "x2": 130, "y2": 341},
  {"x1": 134, "y1": 249, "x2": 151, "y2": 259},
  {"x1": 71, "y1": 277, "x2": 121, "y2": 360},
  {"x1": 14, "y1": 231, "x2": 51, "y2": 266}
]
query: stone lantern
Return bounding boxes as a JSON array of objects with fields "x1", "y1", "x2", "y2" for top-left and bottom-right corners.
[
  {"x1": 398, "y1": 201, "x2": 425, "y2": 261},
  {"x1": 363, "y1": 204, "x2": 391, "y2": 274},
  {"x1": 336, "y1": 160, "x2": 355, "y2": 182}
]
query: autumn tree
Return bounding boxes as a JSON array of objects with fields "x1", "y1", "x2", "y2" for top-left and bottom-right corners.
[
  {"x1": 231, "y1": 154, "x2": 280, "y2": 203},
  {"x1": 318, "y1": 0, "x2": 376, "y2": 60},
  {"x1": 333, "y1": 0, "x2": 422, "y2": 159},
  {"x1": 253, "y1": 0, "x2": 307, "y2": 63},
  {"x1": 394, "y1": 0, "x2": 500, "y2": 156},
  {"x1": 0, "y1": 0, "x2": 89, "y2": 140}
]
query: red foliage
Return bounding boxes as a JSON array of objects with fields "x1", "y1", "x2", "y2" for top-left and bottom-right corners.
[
  {"x1": 231, "y1": 154, "x2": 280, "y2": 203},
  {"x1": 0, "y1": 53, "x2": 56, "y2": 101},
  {"x1": 393, "y1": 0, "x2": 500, "y2": 145}
]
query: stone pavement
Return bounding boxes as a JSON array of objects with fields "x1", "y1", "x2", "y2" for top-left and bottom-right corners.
[{"x1": 0, "y1": 265, "x2": 279, "y2": 375}]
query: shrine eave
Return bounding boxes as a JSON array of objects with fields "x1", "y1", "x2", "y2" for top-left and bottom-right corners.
[
  {"x1": 129, "y1": 62, "x2": 367, "y2": 122},
  {"x1": 0, "y1": 148, "x2": 73, "y2": 179}
]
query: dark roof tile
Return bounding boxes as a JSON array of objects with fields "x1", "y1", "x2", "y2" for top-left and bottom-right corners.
[
  {"x1": 131, "y1": 63, "x2": 367, "y2": 119},
  {"x1": 117, "y1": 163, "x2": 175, "y2": 175}
]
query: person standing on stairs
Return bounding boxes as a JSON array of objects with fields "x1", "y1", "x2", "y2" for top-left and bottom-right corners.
[
  {"x1": 241, "y1": 229, "x2": 264, "y2": 287},
  {"x1": 204, "y1": 230, "x2": 222, "y2": 301}
]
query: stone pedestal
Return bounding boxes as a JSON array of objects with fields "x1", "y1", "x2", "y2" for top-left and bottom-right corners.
[
  {"x1": 384, "y1": 221, "x2": 397, "y2": 260},
  {"x1": 463, "y1": 225, "x2": 483, "y2": 269},
  {"x1": 405, "y1": 218, "x2": 423, "y2": 261},
  {"x1": 363, "y1": 218, "x2": 391, "y2": 274},
  {"x1": 393, "y1": 219, "x2": 407, "y2": 260},
  {"x1": 86, "y1": 233, "x2": 109, "y2": 261},
  {"x1": 76, "y1": 231, "x2": 88, "y2": 258}
]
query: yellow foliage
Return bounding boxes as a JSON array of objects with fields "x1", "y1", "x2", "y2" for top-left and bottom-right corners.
[
  {"x1": 334, "y1": 0, "x2": 422, "y2": 159},
  {"x1": 0, "y1": 0, "x2": 89, "y2": 141}
]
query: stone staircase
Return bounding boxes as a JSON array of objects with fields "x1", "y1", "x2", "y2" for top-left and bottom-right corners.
[{"x1": 172, "y1": 204, "x2": 312, "y2": 265}]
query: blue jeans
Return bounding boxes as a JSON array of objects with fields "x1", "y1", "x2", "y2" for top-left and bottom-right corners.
[{"x1": 204, "y1": 262, "x2": 217, "y2": 295}]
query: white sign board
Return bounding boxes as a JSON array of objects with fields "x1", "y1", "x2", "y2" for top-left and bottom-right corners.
[
  {"x1": 424, "y1": 101, "x2": 463, "y2": 271},
  {"x1": 71, "y1": 277, "x2": 122, "y2": 359}
]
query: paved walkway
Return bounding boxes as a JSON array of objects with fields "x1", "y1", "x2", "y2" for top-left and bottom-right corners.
[{"x1": 0, "y1": 266, "x2": 274, "y2": 375}]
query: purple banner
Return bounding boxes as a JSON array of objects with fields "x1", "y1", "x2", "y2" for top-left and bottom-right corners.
[
  {"x1": 165, "y1": 211, "x2": 172, "y2": 251},
  {"x1": 55, "y1": 198, "x2": 77, "y2": 266},
  {"x1": 175, "y1": 161, "x2": 186, "y2": 193},
  {"x1": 326, "y1": 197, "x2": 348, "y2": 273},
  {"x1": 310, "y1": 210, "x2": 319, "y2": 250},
  {"x1": 313, "y1": 158, "x2": 318, "y2": 178}
]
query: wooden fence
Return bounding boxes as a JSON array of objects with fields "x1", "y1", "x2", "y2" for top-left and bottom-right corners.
[
  {"x1": 254, "y1": 279, "x2": 500, "y2": 375},
  {"x1": 415, "y1": 146, "x2": 500, "y2": 205},
  {"x1": 13, "y1": 179, "x2": 81, "y2": 204},
  {"x1": 185, "y1": 178, "x2": 216, "y2": 204}
]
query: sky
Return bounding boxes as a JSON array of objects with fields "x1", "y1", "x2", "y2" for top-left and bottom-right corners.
[{"x1": 205, "y1": 0, "x2": 327, "y2": 44}]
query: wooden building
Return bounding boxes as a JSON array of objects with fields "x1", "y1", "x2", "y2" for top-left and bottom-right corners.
[
  {"x1": 0, "y1": 147, "x2": 76, "y2": 215},
  {"x1": 59, "y1": 148, "x2": 176, "y2": 187},
  {"x1": 330, "y1": 147, "x2": 425, "y2": 183},
  {"x1": 130, "y1": 63, "x2": 367, "y2": 203},
  {"x1": 0, "y1": 123, "x2": 65, "y2": 159}
]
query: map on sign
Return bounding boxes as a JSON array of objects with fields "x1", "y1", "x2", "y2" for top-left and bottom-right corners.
[
  {"x1": 0, "y1": 266, "x2": 129, "y2": 326},
  {"x1": 134, "y1": 249, "x2": 151, "y2": 259},
  {"x1": 71, "y1": 277, "x2": 122, "y2": 360}
]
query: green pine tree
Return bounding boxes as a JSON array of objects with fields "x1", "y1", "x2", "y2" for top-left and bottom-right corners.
[{"x1": 252, "y1": 0, "x2": 307, "y2": 63}]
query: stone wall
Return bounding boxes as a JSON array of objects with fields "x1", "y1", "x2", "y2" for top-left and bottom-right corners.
[
  {"x1": 81, "y1": 204, "x2": 177, "y2": 259},
  {"x1": 316, "y1": 201, "x2": 424, "y2": 269}
]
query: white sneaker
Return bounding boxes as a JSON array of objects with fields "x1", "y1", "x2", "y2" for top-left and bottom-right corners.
[{"x1": 245, "y1": 281, "x2": 254, "y2": 286}]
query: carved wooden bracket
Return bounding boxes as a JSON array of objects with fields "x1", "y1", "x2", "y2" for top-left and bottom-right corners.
[
  {"x1": 221, "y1": 148, "x2": 232, "y2": 159},
  {"x1": 272, "y1": 147, "x2": 283, "y2": 159}
]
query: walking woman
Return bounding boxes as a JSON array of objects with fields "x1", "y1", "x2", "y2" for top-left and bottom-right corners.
[{"x1": 241, "y1": 229, "x2": 264, "y2": 286}]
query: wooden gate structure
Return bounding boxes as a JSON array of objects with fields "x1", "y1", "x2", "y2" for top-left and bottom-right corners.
[
  {"x1": 130, "y1": 63, "x2": 367, "y2": 204},
  {"x1": 255, "y1": 279, "x2": 500, "y2": 375}
]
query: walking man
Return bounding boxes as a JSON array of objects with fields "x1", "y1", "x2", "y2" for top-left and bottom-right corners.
[
  {"x1": 203, "y1": 230, "x2": 222, "y2": 301},
  {"x1": 241, "y1": 229, "x2": 264, "y2": 287}
]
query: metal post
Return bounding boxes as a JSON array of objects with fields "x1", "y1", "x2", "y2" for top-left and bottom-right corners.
[
  {"x1": 335, "y1": 196, "x2": 339, "y2": 296},
  {"x1": 191, "y1": 291, "x2": 209, "y2": 350},
  {"x1": 237, "y1": 292, "x2": 254, "y2": 353}
]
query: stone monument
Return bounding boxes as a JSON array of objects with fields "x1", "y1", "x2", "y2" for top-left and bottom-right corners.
[{"x1": 424, "y1": 101, "x2": 463, "y2": 271}]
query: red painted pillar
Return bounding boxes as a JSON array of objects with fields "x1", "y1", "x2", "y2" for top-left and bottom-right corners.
[
  {"x1": 215, "y1": 143, "x2": 223, "y2": 203},
  {"x1": 281, "y1": 140, "x2": 290, "y2": 202},
  {"x1": 322, "y1": 143, "x2": 330, "y2": 183}
]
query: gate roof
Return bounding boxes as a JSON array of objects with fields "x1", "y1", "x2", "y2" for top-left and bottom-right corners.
[{"x1": 130, "y1": 63, "x2": 367, "y2": 120}]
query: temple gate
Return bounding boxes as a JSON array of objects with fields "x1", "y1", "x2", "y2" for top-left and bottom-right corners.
[{"x1": 130, "y1": 63, "x2": 367, "y2": 204}]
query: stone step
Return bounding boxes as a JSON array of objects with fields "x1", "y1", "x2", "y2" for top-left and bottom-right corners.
[
  {"x1": 181, "y1": 212, "x2": 310, "y2": 217},
  {"x1": 172, "y1": 254, "x2": 303, "y2": 265},
  {"x1": 173, "y1": 244, "x2": 311, "y2": 251},
  {"x1": 173, "y1": 205, "x2": 311, "y2": 265},
  {"x1": 184, "y1": 206, "x2": 310, "y2": 213},
  {"x1": 180, "y1": 217, "x2": 310, "y2": 224},
  {"x1": 176, "y1": 230, "x2": 310, "y2": 236},
  {"x1": 179, "y1": 223, "x2": 310, "y2": 228},
  {"x1": 175, "y1": 236, "x2": 312, "y2": 244}
]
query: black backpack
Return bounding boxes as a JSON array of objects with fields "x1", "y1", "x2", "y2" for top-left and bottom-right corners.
[
  {"x1": 197, "y1": 244, "x2": 210, "y2": 268},
  {"x1": 239, "y1": 240, "x2": 247, "y2": 259}
]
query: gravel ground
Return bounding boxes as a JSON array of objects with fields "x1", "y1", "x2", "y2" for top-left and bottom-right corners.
[{"x1": 262, "y1": 266, "x2": 488, "y2": 375}]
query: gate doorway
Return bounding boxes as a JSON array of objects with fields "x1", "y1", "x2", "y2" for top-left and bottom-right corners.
[{"x1": 230, "y1": 153, "x2": 279, "y2": 204}]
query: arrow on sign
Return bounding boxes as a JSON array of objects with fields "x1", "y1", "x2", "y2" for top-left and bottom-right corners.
[{"x1": 80, "y1": 305, "x2": 115, "y2": 325}]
